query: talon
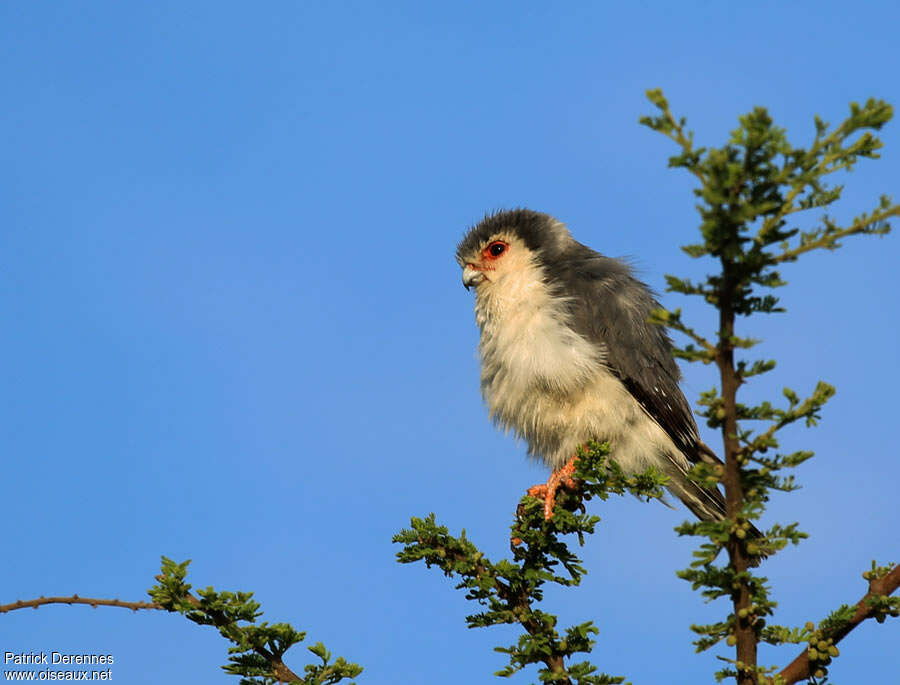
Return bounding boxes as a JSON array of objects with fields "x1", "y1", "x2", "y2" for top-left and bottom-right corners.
[{"x1": 526, "y1": 455, "x2": 580, "y2": 519}]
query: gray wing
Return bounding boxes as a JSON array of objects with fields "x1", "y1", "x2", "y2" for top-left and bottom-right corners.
[
  {"x1": 551, "y1": 246, "x2": 715, "y2": 467},
  {"x1": 550, "y1": 246, "x2": 730, "y2": 522}
]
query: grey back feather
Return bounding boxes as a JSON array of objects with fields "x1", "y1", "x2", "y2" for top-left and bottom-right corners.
[{"x1": 539, "y1": 238, "x2": 708, "y2": 465}]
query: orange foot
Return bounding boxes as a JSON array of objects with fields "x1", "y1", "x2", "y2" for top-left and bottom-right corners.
[{"x1": 527, "y1": 455, "x2": 580, "y2": 520}]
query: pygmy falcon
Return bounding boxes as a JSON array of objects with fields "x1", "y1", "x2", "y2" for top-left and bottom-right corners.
[{"x1": 457, "y1": 208, "x2": 727, "y2": 523}]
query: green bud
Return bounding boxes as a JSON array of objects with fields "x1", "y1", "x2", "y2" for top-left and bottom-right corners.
[
  {"x1": 736, "y1": 528, "x2": 747, "y2": 539},
  {"x1": 808, "y1": 648, "x2": 819, "y2": 660},
  {"x1": 817, "y1": 640, "x2": 828, "y2": 652},
  {"x1": 726, "y1": 635, "x2": 737, "y2": 646}
]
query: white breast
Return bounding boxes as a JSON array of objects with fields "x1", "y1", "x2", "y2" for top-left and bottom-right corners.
[
  {"x1": 473, "y1": 260, "x2": 686, "y2": 475},
  {"x1": 475, "y1": 264, "x2": 602, "y2": 397}
]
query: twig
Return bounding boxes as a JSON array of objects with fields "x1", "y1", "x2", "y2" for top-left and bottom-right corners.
[
  {"x1": 0, "y1": 591, "x2": 303, "y2": 684},
  {"x1": 772, "y1": 206, "x2": 898, "y2": 264},
  {"x1": 776, "y1": 563, "x2": 900, "y2": 684},
  {"x1": 0, "y1": 595, "x2": 162, "y2": 613}
]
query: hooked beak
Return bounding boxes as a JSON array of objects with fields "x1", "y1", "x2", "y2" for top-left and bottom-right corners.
[{"x1": 462, "y1": 264, "x2": 485, "y2": 290}]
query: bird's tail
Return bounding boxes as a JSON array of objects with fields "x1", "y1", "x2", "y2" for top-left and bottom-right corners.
[{"x1": 670, "y1": 443, "x2": 766, "y2": 564}]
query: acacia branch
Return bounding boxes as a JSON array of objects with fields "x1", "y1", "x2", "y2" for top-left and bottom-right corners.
[
  {"x1": 178, "y1": 591, "x2": 300, "y2": 683},
  {"x1": 0, "y1": 591, "x2": 303, "y2": 684},
  {"x1": 419, "y1": 529, "x2": 570, "y2": 682},
  {"x1": 776, "y1": 563, "x2": 900, "y2": 684},
  {"x1": 668, "y1": 318, "x2": 716, "y2": 355},
  {"x1": 641, "y1": 89, "x2": 708, "y2": 186},
  {"x1": 772, "y1": 205, "x2": 898, "y2": 264},
  {"x1": 717, "y1": 293, "x2": 758, "y2": 685},
  {"x1": 0, "y1": 595, "x2": 162, "y2": 614},
  {"x1": 757, "y1": 119, "x2": 861, "y2": 239}
]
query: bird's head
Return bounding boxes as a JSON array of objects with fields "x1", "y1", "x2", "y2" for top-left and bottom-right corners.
[{"x1": 455, "y1": 209, "x2": 573, "y2": 292}]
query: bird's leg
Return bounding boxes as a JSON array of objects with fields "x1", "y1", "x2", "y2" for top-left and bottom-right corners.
[{"x1": 527, "y1": 454, "x2": 580, "y2": 520}]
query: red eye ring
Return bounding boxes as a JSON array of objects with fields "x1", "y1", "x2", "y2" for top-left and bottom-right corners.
[{"x1": 483, "y1": 241, "x2": 508, "y2": 259}]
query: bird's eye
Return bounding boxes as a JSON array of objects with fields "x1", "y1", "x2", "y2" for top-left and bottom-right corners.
[{"x1": 484, "y1": 241, "x2": 508, "y2": 259}]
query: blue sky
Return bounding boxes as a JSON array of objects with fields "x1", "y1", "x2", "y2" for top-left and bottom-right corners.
[{"x1": 2, "y1": 2, "x2": 898, "y2": 683}]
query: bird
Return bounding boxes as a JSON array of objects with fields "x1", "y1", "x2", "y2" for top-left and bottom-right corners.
[{"x1": 456, "y1": 208, "x2": 729, "y2": 525}]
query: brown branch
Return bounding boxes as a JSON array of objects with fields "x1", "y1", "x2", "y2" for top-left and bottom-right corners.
[
  {"x1": 772, "y1": 205, "x2": 898, "y2": 265},
  {"x1": 0, "y1": 595, "x2": 162, "y2": 613},
  {"x1": 664, "y1": 315, "x2": 717, "y2": 356},
  {"x1": 776, "y1": 563, "x2": 900, "y2": 684},
  {"x1": 178, "y1": 592, "x2": 300, "y2": 683},
  {"x1": 177, "y1": 590, "x2": 301, "y2": 684},
  {"x1": 433, "y1": 527, "x2": 572, "y2": 685},
  {"x1": 0, "y1": 591, "x2": 303, "y2": 684},
  {"x1": 716, "y1": 268, "x2": 757, "y2": 685},
  {"x1": 657, "y1": 107, "x2": 708, "y2": 187}
]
